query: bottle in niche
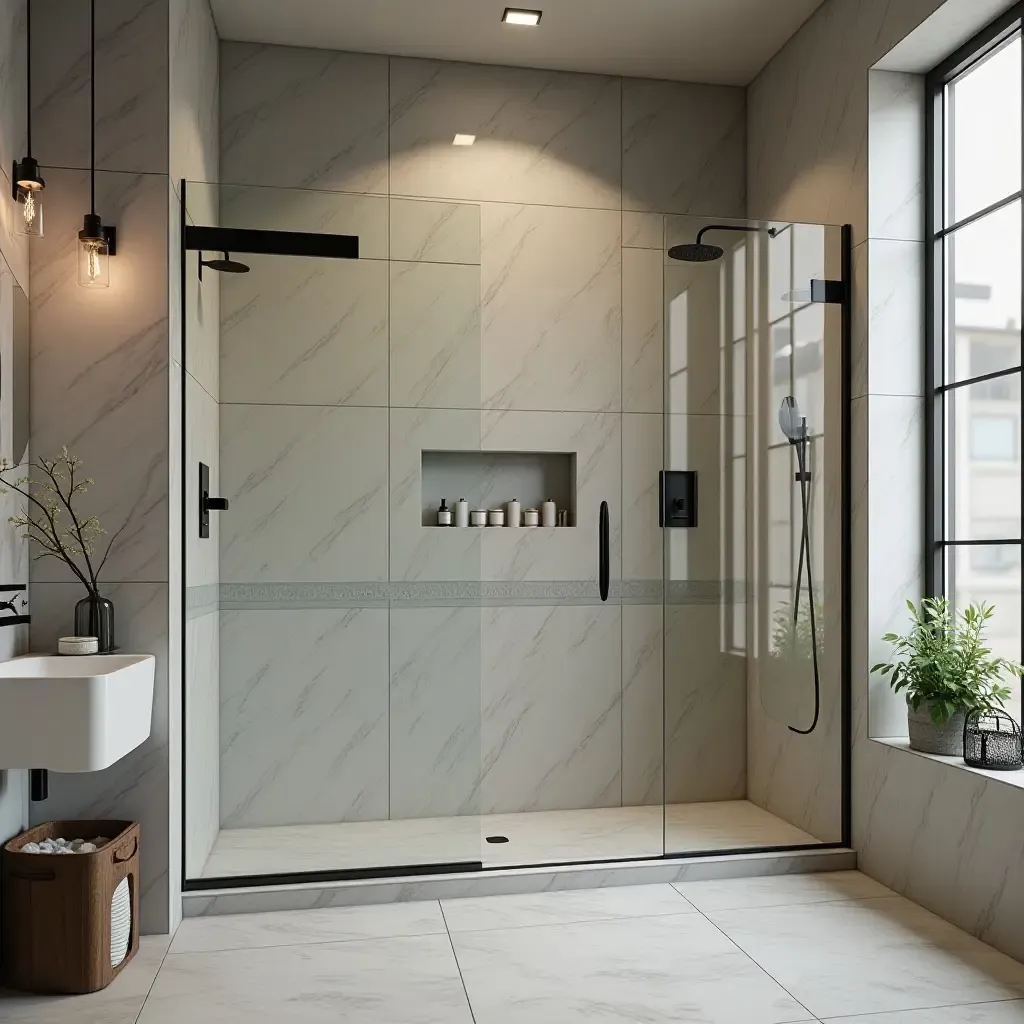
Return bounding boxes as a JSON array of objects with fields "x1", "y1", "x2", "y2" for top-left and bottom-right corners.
[
  {"x1": 455, "y1": 497, "x2": 469, "y2": 528},
  {"x1": 542, "y1": 499, "x2": 557, "y2": 527},
  {"x1": 437, "y1": 498, "x2": 452, "y2": 526},
  {"x1": 507, "y1": 497, "x2": 521, "y2": 528}
]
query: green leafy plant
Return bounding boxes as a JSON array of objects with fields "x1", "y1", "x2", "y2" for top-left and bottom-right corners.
[
  {"x1": 770, "y1": 600, "x2": 822, "y2": 662},
  {"x1": 871, "y1": 597, "x2": 1022, "y2": 724}
]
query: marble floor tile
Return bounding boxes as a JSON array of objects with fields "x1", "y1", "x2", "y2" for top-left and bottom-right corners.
[
  {"x1": 0, "y1": 936, "x2": 169, "y2": 1023},
  {"x1": 674, "y1": 869, "x2": 895, "y2": 912},
  {"x1": 138, "y1": 934, "x2": 474, "y2": 1024},
  {"x1": 665, "y1": 801, "x2": 818, "y2": 853},
  {"x1": 707, "y1": 897, "x2": 1024, "y2": 1019},
  {"x1": 441, "y1": 883, "x2": 695, "y2": 934},
  {"x1": 452, "y1": 913, "x2": 812, "y2": 1024},
  {"x1": 822, "y1": 1003, "x2": 1024, "y2": 1023},
  {"x1": 169, "y1": 900, "x2": 445, "y2": 954}
]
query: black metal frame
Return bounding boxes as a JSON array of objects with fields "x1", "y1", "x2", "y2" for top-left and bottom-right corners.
[
  {"x1": 924, "y1": 5, "x2": 1024, "y2": 608},
  {"x1": 178, "y1": 186, "x2": 855, "y2": 892}
]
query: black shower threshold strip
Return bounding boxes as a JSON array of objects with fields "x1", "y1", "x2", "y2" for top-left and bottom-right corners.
[{"x1": 182, "y1": 841, "x2": 846, "y2": 892}]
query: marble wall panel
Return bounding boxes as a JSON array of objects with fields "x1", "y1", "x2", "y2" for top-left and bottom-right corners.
[
  {"x1": 623, "y1": 78, "x2": 745, "y2": 216},
  {"x1": 185, "y1": 372, "x2": 218, "y2": 587},
  {"x1": 480, "y1": 203, "x2": 621, "y2": 413},
  {"x1": 220, "y1": 404, "x2": 388, "y2": 583},
  {"x1": 220, "y1": 42, "x2": 388, "y2": 194},
  {"x1": 622, "y1": 413, "x2": 663, "y2": 584},
  {"x1": 389, "y1": 57, "x2": 620, "y2": 209},
  {"x1": 390, "y1": 198, "x2": 480, "y2": 265},
  {"x1": 622, "y1": 604, "x2": 664, "y2": 807},
  {"x1": 170, "y1": 0, "x2": 219, "y2": 189},
  {"x1": 32, "y1": 0, "x2": 169, "y2": 175},
  {"x1": 623, "y1": 247, "x2": 664, "y2": 414},
  {"x1": 220, "y1": 254, "x2": 389, "y2": 407},
  {"x1": 219, "y1": 608, "x2": 389, "y2": 828},
  {"x1": 184, "y1": 609, "x2": 218, "y2": 877},
  {"x1": 480, "y1": 604, "x2": 622, "y2": 814}
]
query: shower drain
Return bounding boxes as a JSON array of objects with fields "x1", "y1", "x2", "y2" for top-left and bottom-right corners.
[{"x1": 485, "y1": 835, "x2": 510, "y2": 844}]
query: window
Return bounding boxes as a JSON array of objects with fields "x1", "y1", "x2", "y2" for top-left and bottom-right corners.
[{"x1": 927, "y1": 6, "x2": 1023, "y2": 714}]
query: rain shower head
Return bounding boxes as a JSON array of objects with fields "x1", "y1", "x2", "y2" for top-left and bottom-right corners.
[
  {"x1": 778, "y1": 396, "x2": 808, "y2": 443},
  {"x1": 668, "y1": 223, "x2": 779, "y2": 263},
  {"x1": 199, "y1": 251, "x2": 250, "y2": 279}
]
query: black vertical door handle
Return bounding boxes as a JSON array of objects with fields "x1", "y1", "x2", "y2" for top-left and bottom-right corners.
[{"x1": 599, "y1": 501, "x2": 610, "y2": 602}]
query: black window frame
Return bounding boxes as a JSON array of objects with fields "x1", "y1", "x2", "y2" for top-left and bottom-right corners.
[{"x1": 925, "y1": 3, "x2": 1024, "y2": 635}]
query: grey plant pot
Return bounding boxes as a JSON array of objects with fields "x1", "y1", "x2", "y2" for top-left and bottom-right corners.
[{"x1": 907, "y1": 701, "x2": 966, "y2": 756}]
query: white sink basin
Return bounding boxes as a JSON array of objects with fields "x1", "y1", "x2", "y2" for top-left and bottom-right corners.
[{"x1": 0, "y1": 654, "x2": 155, "y2": 772}]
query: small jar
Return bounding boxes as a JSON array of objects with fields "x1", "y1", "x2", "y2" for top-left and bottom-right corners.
[
  {"x1": 524, "y1": 508, "x2": 540, "y2": 527},
  {"x1": 488, "y1": 509, "x2": 505, "y2": 527},
  {"x1": 470, "y1": 509, "x2": 488, "y2": 527}
]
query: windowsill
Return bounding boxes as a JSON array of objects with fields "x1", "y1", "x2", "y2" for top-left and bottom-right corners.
[{"x1": 872, "y1": 736, "x2": 1024, "y2": 791}]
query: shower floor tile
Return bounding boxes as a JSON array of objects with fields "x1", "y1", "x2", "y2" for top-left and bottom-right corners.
[{"x1": 199, "y1": 800, "x2": 819, "y2": 880}]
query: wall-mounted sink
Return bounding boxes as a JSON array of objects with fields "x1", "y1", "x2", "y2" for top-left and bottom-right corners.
[{"x1": 0, "y1": 654, "x2": 155, "y2": 772}]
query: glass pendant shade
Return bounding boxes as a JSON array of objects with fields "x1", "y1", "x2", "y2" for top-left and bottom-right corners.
[
  {"x1": 13, "y1": 157, "x2": 44, "y2": 236},
  {"x1": 78, "y1": 214, "x2": 110, "y2": 289}
]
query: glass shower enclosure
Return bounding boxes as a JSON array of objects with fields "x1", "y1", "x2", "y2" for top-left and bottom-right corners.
[{"x1": 181, "y1": 183, "x2": 850, "y2": 887}]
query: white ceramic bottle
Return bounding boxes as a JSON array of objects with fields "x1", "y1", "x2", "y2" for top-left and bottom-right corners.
[
  {"x1": 455, "y1": 498, "x2": 469, "y2": 528},
  {"x1": 542, "y1": 499, "x2": 557, "y2": 527},
  {"x1": 507, "y1": 498, "x2": 521, "y2": 528}
]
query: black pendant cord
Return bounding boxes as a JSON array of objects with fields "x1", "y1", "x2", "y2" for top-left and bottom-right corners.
[
  {"x1": 89, "y1": 0, "x2": 96, "y2": 215},
  {"x1": 25, "y1": 0, "x2": 31, "y2": 156}
]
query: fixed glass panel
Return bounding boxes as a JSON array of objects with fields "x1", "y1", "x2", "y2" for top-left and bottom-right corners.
[
  {"x1": 948, "y1": 34, "x2": 1022, "y2": 224},
  {"x1": 947, "y1": 200, "x2": 1021, "y2": 385},
  {"x1": 945, "y1": 375, "x2": 1023, "y2": 541}
]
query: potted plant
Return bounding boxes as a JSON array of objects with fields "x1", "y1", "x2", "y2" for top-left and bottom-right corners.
[
  {"x1": 0, "y1": 448, "x2": 127, "y2": 652},
  {"x1": 872, "y1": 597, "x2": 1022, "y2": 756}
]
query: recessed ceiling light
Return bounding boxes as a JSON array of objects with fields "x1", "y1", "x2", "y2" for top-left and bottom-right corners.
[
  {"x1": 453, "y1": 134, "x2": 476, "y2": 146},
  {"x1": 502, "y1": 7, "x2": 542, "y2": 26}
]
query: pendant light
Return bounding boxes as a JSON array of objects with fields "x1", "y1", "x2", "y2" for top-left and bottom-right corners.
[
  {"x1": 12, "y1": 0, "x2": 44, "y2": 236},
  {"x1": 78, "y1": 0, "x2": 115, "y2": 288}
]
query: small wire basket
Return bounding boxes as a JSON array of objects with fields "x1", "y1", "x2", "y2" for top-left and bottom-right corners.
[{"x1": 963, "y1": 709, "x2": 1023, "y2": 771}]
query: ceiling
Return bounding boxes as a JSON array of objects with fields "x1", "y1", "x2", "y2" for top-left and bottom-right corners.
[{"x1": 210, "y1": 0, "x2": 827, "y2": 87}]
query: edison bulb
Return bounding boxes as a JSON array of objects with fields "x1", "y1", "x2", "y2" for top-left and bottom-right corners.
[
  {"x1": 78, "y1": 237, "x2": 110, "y2": 288},
  {"x1": 19, "y1": 187, "x2": 43, "y2": 237}
]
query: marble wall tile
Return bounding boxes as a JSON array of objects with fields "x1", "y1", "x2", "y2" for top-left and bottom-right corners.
[
  {"x1": 216, "y1": 187, "x2": 389, "y2": 259},
  {"x1": 0, "y1": 166, "x2": 29, "y2": 294},
  {"x1": 32, "y1": 0, "x2": 168, "y2": 175},
  {"x1": 389, "y1": 406, "x2": 483, "y2": 583},
  {"x1": 185, "y1": 609, "x2": 218, "y2": 877},
  {"x1": 220, "y1": 405, "x2": 388, "y2": 583},
  {"x1": 665, "y1": 414, "x2": 743, "y2": 584},
  {"x1": 623, "y1": 78, "x2": 745, "y2": 216},
  {"x1": 0, "y1": 1, "x2": 26, "y2": 196},
  {"x1": 184, "y1": 243, "x2": 219, "y2": 399},
  {"x1": 623, "y1": 212, "x2": 664, "y2": 251},
  {"x1": 219, "y1": 608, "x2": 389, "y2": 828},
  {"x1": 30, "y1": 168, "x2": 169, "y2": 584},
  {"x1": 480, "y1": 604, "x2": 622, "y2": 814},
  {"x1": 170, "y1": 0, "x2": 219, "y2": 188},
  {"x1": 852, "y1": 239, "x2": 924, "y2": 400},
  {"x1": 220, "y1": 254, "x2": 388, "y2": 407},
  {"x1": 867, "y1": 394, "x2": 924, "y2": 739},
  {"x1": 664, "y1": 604, "x2": 747, "y2": 804},
  {"x1": 623, "y1": 248, "x2": 664, "y2": 414},
  {"x1": 390, "y1": 199, "x2": 480, "y2": 265},
  {"x1": 389, "y1": 260, "x2": 481, "y2": 409},
  {"x1": 389, "y1": 606, "x2": 482, "y2": 820},
  {"x1": 220, "y1": 42, "x2": 388, "y2": 194},
  {"x1": 622, "y1": 604, "x2": 664, "y2": 807},
  {"x1": 29, "y1": 581, "x2": 171, "y2": 933},
  {"x1": 622, "y1": 413, "x2": 663, "y2": 583},
  {"x1": 868, "y1": 71, "x2": 925, "y2": 243},
  {"x1": 480, "y1": 203, "x2": 621, "y2": 412},
  {"x1": 390, "y1": 57, "x2": 620, "y2": 209},
  {"x1": 185, "y1": 372, "x2": 218, "y2": 587}
]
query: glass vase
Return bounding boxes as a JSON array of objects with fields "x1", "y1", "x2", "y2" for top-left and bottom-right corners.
[{"x1": 74, "y1": 592, "x2": 115, "y2": 653}]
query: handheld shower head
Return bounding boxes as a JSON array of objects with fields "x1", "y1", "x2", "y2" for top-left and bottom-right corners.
[
  {"x1": 778, "y1": 396, "x2": 808, "y2": 444},
  {"x1": 668, "y1": 224, "x2": 779, "y2": 263}
]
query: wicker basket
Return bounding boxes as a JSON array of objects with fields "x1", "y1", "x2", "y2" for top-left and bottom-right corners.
[{"x1": 1, "y1": 820, "x2": 140, "y2": 994}]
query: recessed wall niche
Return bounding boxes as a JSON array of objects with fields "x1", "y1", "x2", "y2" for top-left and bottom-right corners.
[{"x1": 420, "y1": 450, "x2": 577, "y2": 526}]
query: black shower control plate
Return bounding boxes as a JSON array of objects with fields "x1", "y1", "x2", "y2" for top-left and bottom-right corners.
[{"x1": 660, "y1": 470, "x2": 698, "y2": 528}]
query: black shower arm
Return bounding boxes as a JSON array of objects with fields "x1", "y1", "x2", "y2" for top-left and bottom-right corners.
[{"x1": 695, "y1": 224, "x2": 780, "y2": 245}]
